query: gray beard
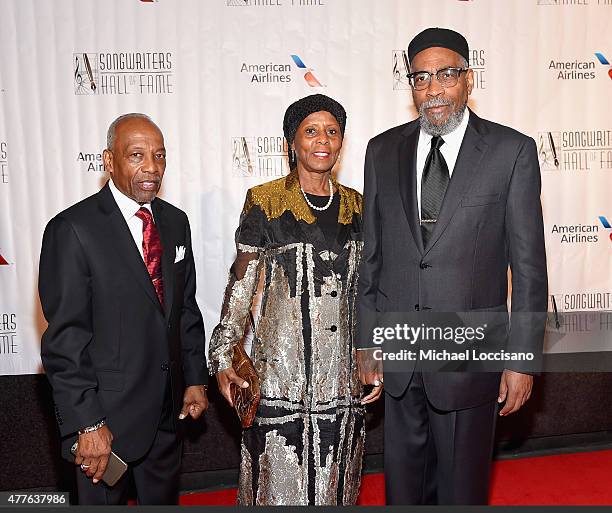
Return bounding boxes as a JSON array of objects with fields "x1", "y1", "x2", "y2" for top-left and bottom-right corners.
[{"x1": 418, "y1": 97, "x2": 467, "y2": 137}]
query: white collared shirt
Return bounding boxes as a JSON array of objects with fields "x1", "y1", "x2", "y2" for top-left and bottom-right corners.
[
  {"x1": 415, "y1": 109, "x2": 470, "y2": 219},
  {"x1": 108, "y1": 178, "x2": 154, "y2": 260}
]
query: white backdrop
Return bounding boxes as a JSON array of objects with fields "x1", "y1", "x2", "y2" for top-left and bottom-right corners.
[{"x1": 0, "y1": 0, "x2": 610, "y2": 375}]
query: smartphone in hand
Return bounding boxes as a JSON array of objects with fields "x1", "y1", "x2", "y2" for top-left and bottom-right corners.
[{"x1": 71, "y1": 441, "x2": 128, "y2": 487}]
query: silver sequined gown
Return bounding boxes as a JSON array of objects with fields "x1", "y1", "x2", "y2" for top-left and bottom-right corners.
[{"x1": 209, "y1": 171, "x2": 365, "y2": 505}]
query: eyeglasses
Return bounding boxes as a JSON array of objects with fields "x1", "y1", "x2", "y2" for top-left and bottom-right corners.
[{"x1": 407, "y1": 67, "x2": 468, "y2": 91}]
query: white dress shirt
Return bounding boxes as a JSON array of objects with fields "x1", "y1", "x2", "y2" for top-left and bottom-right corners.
[
  {"x1": 415, "y1": 109, "x2": 470, "y2": 219},
  {"x1": 108, "y1": 178, "x2": 154, "y2": 260}
]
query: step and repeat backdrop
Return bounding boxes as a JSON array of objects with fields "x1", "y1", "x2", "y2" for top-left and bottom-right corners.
[{"x1": 0, "y1": 0, "x2": 610, "y2": 375}]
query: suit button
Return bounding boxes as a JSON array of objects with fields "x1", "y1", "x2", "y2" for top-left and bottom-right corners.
[
  {"x1": 167, "y1": 322, "x2": 172, "y2": 329},
  {"x1": 414, "y1": 304, "x2": 420, "y2": 311},
  {"x1": 330, "y1": 291, "x2": 338, "y2": 297},
  {"x1": 419, "y1": 262, "x2": 430, "y2": 269},
  {"x1": 161, "y1": 363, "x2": 169, "y2": 371},
  {"x1": 330, "y1": 325, "x2": 337, "y2": 332}
]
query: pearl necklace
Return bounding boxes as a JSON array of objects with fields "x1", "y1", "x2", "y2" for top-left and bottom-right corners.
[{"x1": 301, "y1": 178, "x2": 334, "y2": 211}]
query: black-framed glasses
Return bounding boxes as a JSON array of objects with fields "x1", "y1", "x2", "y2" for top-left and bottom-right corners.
[{"x1": 407, "y1": 67, "x2": 468, "y2": 91}]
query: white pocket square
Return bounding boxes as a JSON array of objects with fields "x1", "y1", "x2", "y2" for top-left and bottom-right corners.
[{"x1": 174, "y1": 245, "x2": 186, "y2": 263}]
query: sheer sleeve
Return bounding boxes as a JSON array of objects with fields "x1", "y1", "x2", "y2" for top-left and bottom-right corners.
[{"x1": 208, "y1": 191, "x2": 266, "y2": 374}]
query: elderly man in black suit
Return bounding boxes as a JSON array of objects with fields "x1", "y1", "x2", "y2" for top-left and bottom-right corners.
[
  {"x1": 39, "y1": 113, "x2": 208, "y2": 505},
  {"x1": 358, "y1": 28, "x2": 548, "y2": 504}
]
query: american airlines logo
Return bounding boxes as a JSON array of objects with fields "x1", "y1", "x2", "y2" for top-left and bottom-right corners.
[{"x1": 599, "y1": 216, "x2": 612, "y2": 242}]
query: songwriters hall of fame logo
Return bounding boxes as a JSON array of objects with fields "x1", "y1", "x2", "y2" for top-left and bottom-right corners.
[
  {"x1": 538, "y1": 130, "x2": 612, "y2": 171},
  {"x1": 538, "y1": 0, "x2": 612, "y2": 6},
  {"x1": 232, "y1": 136, "x2": 289, "y2": 177},
  {"x1": 549, "y1": 292, "x2": 612, "y2": 315},
  {"x1": 0, "y1": 313, "x2": 17, "y2": 356},
  {"x1": 0, "y1": 141, "x2": 7, "y2": 184},
  {"x1": 227, "y1": 0, "x2": 326, "y2": 7},
  {"x1": 392, "y1": 49, "x2": 487, "y2": 90},
  {"x1": 74, "y1": 52, "x2": 174, "y2": 95},
  {"x1": 74, "y1": 53, "x2": 98, "y2": 95}
]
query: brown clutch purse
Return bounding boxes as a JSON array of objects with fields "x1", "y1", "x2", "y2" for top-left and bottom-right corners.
[{"x1": 230, "y1": 320, "x2": 260, "y2": 428}]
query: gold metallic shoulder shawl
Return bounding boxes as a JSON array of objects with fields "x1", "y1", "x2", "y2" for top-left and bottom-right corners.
[{"x1": 242, "y1": 170, "x2": 362, "y2": 225}]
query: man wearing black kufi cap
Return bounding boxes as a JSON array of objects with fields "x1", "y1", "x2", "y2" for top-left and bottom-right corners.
[{"x1": 358, "y1": 28, "x2": 547, "y2": 504}]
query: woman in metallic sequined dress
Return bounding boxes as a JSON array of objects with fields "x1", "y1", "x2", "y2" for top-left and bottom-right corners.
[{"x1": 209, "y1": 94, "x2": 382, "y2": 505}]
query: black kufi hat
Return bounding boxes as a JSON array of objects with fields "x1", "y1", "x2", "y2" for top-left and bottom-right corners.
[
  {"x1": 408, "y1": 27, "x2": 469, "y2": 65},
  {"x1": 283, "y1": 94, "x2": 346, "y2": 148}
]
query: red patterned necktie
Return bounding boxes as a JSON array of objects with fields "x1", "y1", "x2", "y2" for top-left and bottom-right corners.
[{"x1": 135, "y1": 207, "x2": 164, "y2": 307}]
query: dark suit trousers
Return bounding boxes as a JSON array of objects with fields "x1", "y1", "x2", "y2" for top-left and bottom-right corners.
[
  {"x1": 384, "y1": 372, "x2": 498, "y2": 505},
  {"x1": 76, "y1": 380, "x2": 181, "y2": 505}
]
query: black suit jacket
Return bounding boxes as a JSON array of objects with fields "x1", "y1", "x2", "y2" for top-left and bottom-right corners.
[
  {"x1": 358, "y1": 110, "x2": 548, "y2": 410},
  {"x1": 39, "y1": 183, "x2": 208, "y2": 461}
]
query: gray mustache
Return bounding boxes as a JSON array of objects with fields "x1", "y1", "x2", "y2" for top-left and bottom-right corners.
[{"x1": 421, "y1": 98, "x2": 453, "y2": 109}]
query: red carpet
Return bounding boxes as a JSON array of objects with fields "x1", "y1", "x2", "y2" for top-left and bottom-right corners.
[
  {"x1": 489, "y1": 450, "x2": 612, "y2": 505},
  {"x1": 175, "y1": 449, "x2": 612, "y2": 505}
]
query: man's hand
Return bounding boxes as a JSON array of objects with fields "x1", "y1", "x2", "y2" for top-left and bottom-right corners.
[
  {"x1": 180, "y1": 385, "x2": 209, "y2": 420},
  {"x1": 498, "y1": 369, "x2": 533, "y2": 416},
  {"x1": 357, "y1": 349, "x2": 384, "y2": 405},
  {"x1": 74, "y1": 425, "x2": 113, "y2": 484},
  {"x1": 216, "y1": 367, "x2": 249, "y2": 407}
]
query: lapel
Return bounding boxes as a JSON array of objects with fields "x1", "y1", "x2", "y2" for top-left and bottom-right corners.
[
  {"x1": 423, "y1": 110, "x2": 489, "y2": 255},
  {"x1": 151, "y1": 198, "x2": 175, "y2": 320},
  {"x1": 97, "y1": 183, "x2": 164, "y2": 315},
  {"x1": 397, "y1": 121, "x2": 425, "y2": 255}
]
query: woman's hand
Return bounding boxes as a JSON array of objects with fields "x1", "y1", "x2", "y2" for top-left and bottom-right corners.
[
  {"x1": 361, "y1": 381, "x2": 384, "y2": 404},
  {"x1": 216, "y1": 367, "x2": 249, "y2": 407},
  {"x1": 357, "y1": 349, "x2": 384, "y2": 404}
]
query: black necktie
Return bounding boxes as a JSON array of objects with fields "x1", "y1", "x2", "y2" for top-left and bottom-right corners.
[{"x1": 421, "y1": 136, "x2": 449, "y2": 246}]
